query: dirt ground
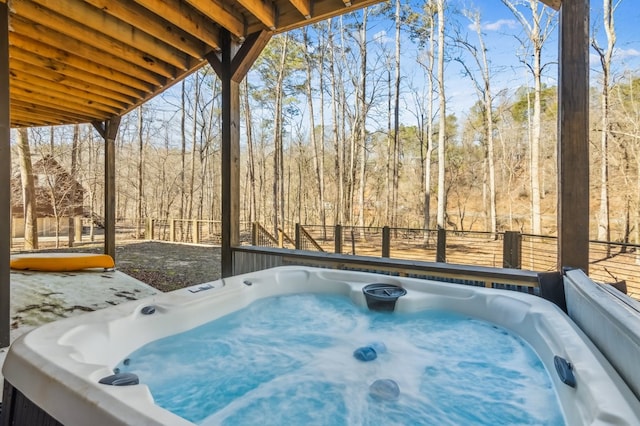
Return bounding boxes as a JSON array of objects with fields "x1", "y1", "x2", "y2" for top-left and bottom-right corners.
[{"x1": 13, "y1": 240, "x2": 222, "y2": 293}]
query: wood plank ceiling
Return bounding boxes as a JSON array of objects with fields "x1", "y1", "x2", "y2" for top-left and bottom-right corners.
[{"x1": 4, "y1": 0, "x2": 385, "y2": 128}]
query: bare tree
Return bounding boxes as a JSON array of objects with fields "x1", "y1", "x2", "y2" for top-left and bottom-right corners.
[
  {"x1": 136, "y1": 106, "x2": 145, "y2": 238},
  {"x1": 502, "y1": 0, "x2": 556, "y2": 234},
  {"x1": 68, "y1": 124, "x2": 80, "y2": 247},
  {"x1": 302, "y1": 26, "x2": 327, "y2": 233},
  {"x1": 436, "y1": 0, "x2": 447, "y2": 229},
  {"x1": 357, "y1": 9, "x2": 369, "y2": 231},
  {"x1": 592, "y1": 0, "x2": 620, "y2": 246},
  {"x1": 242, "y1": 79, "x2": 258, "y2": 224},
  {"x1": 17, "y1": 128, "x2": 38, "y2": 250},
  {"x1": 327, "y1": 19, "x2": 344, "y2": 225},
  {"x1": 455, "y1": 9, "x2": 498, "y2": 235}
]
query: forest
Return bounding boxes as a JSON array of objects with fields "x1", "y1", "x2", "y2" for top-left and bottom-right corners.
[{"x1": 10, "y1": 0, "x2": 640, "y2": 246}]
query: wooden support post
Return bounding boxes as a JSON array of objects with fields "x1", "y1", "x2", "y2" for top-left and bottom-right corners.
[
  {"x1": 335, "y1": 224, "x2": 343, "y2": 254},
  {"x1": 0, "y1": 3, "x2": 10, "y2": 348},
  {"x1": 93, "y1": 117, "x2": 121, "y2": 262},
  {"x1": 436, "y1": 227, "x2": 446, "y2": 263},
  {"x1": 558, "y1": 0, "x2": 590, "y2": 272},
  {"x1": 503, "y1": 231, "x2": 522, "y2": 269},
  {"x1": 295, "y1": 223, "x2": 301, "y2": 249},
  {"x1": 382, "y1": 226, "x2": 391, "y2": 258},
  {"x1": 145, "y1": 218, "x2": 152, "y2": 240},
  {"x1": 209, "y1": 30, "x2": 271, "y2": 277}
]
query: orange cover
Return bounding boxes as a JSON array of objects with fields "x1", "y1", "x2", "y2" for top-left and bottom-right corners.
[{"x1": 10, "y1": 254, "x2": 115, "y2": 272}]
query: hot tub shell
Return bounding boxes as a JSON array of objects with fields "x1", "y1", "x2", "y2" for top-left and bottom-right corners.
[{"x1": 3, "y1": 266, "x2": 640, "y2": 425}]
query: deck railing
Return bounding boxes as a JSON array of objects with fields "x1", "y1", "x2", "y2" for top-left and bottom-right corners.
[{"x1": 142, "y1": 220, "x2": 640, "y2": 299}]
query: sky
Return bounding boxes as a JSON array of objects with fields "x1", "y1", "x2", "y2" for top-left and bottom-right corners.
[
  {"x1": 382, "y1": 0, "x2": 640, "y2": 119},
  {"x1": 149, "y1": 0, "x2": 640, "y2": 142}
]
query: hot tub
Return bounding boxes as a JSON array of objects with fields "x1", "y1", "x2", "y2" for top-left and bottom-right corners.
[{"x1": 2, "y1": 266, "x2": 640, "y2": 425}]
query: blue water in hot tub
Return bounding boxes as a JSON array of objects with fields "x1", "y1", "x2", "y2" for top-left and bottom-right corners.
[{"x1": 116, "y1": 294, "x2": 564, "y2": 425}]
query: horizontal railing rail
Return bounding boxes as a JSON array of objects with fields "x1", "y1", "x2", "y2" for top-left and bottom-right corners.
[{"x1": 232, "y1": 245, "x2": 541, "y2": 294}]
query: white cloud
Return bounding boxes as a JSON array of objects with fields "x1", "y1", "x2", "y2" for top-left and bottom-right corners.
[
  {"x1": 480, "y1": 19, "x2": 518, "y2": 32},
  {"x1": 373, "y1": 30, "x2": 391, "y2": 44},
  {"x1": 614, "y1": 48, "x2": 640, "y2": 59}
]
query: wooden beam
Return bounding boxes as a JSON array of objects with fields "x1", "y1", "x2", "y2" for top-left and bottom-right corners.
[
  {"x1": 30, "y1": 0, "x2": 192, "y2": 70},
  {"x1": 9, "y1": 36, "x2": 155, "y2": 94},
  {"x1": 132, "y1": 0, "x2": 221, "y2": 50},
  {"x1": 10, "y1": 57, "x2": 137, "y2": 104},
  {"x1": 288, "y1": 0, "x2": 312, "y2": 19},
  {"x1": 12, "y1": 102, "x2": 103, "y2": 124},
  {"x1": 83, "y1": 0, "x2": 207, "y2": 58},
  {"x1": 10, "y1": 18, "x2": 168, "y2": 86},
  {"x1": 238, "y1": 0, "x2": 277, "y2": 30},
  {"x1": 8, "y1": 112, "x2": 55, "y2": 127},
  {"x1": 0, "y1": 1, "x2": 10, "y2": 348},
  {"x1": 231, "y1": 30, "x2": 272, "y2": 82},
  {"x1": 11, "y1": 82, "x2": 121, "y2": 116},
  {"x1": 12, "y1": 2, "x2": 180, "y2": 77},
  {"x1": 185, "y1": 0, "x2": 246, "y2": 39},
  {"x1": 94, "y1": 117, "x2": 122, "y2": 261},
  {"x1": 557, "y1": 0, "x2": 589, "y2": 272},
  {"x1": 208, "y1": 30, "x2": 272, "y2": 82},
  {"x1": 10, "y1": 67, "x2": 130, "y2": 109},
  {"x1": 541, "y1": 0, "x2": 562, "y2": 10},
  {"x1": 251, "y1": 0, "x2": 381, "y2": 34}
]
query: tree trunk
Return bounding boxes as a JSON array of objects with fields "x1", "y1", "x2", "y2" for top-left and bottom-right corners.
[
  {"x1": 328, "y1": 20, "x2": 343, "y2": 226},
  {"x1": 425, "y1": 6, "x2": 436, "y2": 233},
  {"x1": 272, "y1": 34, "x2": 289, "y2": 237},
  {"x1": 436, "y1": 0, "x2": 447, "y2": 229},
  {"x1": 392, "y1": 0, "x2": 401, "y2": 228},
  {"x1": 68, "y1": 124, "x2": 80, "y2": 247},
  {"x1": 136, "y1": 106, "x2": 144, "y2": 238},
  {"x1": 357, "y1": 8, "x2": 369, "y2": 232},
  {"x1": 17, "y1": 128, "x2": 38, "y2": 250},
  {"x1": 593, "y1": 0, "x2": 616, "y2": 250},
  {"x1": 180, "y1": 80, "x2": 187, "y2": 237},
  {"x1": 303, "y1": 26, "x2": 326, "y2": 233},
  {"x1": 242, "y1": 79, "x2": 257, "y2": 224}
]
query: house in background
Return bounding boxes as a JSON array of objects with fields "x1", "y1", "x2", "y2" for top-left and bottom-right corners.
[{"x1": 10, "y1": 155, "x2": 84, "y2": 238}]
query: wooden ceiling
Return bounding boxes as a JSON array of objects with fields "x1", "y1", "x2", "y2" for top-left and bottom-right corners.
[{"x1": 3, "y1": 0, "x2": 384, "y2": 128}]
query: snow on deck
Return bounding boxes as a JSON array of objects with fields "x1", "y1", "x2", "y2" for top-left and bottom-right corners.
[{"x1": 1, "y1": 268, "x2": 158, "y2": 396}]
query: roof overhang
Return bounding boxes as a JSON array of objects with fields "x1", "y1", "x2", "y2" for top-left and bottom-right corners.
[{"x1": 4, "y1": 0, "x2": 384, "y2": 128}]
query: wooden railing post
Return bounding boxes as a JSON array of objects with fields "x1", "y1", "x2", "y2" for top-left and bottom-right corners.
[
  {"x1": 503, "y1": 231, "x2": 522, "y2": 269},
  {"x1": 252, "y1": 222, "x2": 258, "y2": 245},
  {"x1": 170, "y1": 219, "x2": 176, "y2": 242},
  {"x1": 145, "y1": 218, "x2": 153, "y2": 240},
  {"x1": 193, "y1": 219, "x2": 200, "y2": 244},
  {"x1": 382, "y1": 226, "x2": 390, "y2": 258},
  {"x1": 436, "y1": 227, "x2": 446, "y2": 263},
  {"x1": 335, "y1": 224, "x2": 342, "y2": 254},
  {"x1": 295, "y1": 223, "x2": 301, "y2": 249}
]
